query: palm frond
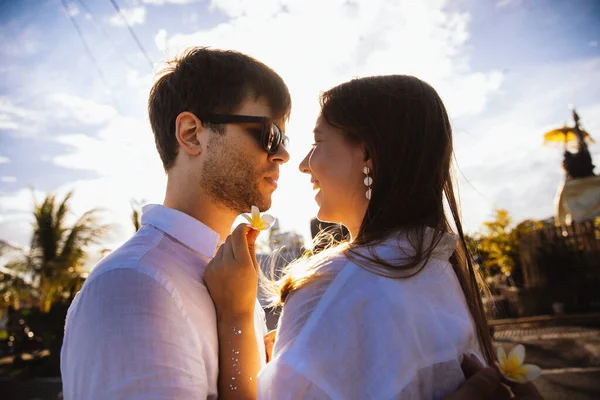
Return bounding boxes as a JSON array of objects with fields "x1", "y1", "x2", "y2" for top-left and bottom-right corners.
[{"x1": 23, "y1": 191, "x2": 111, "y2": 311}]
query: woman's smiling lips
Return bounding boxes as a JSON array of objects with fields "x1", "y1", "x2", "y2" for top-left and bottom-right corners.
[{"x1": 311, "y1": 178, "x2": 321, "y2": 191}]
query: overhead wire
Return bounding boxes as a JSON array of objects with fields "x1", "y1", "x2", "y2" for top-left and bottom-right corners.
[
  {"x1": 60, "y1": 0, "x2": 121, "y2": 111},
  {"x1": 75, "y1": 0, "x2": 138, "y2": 70},
  {"x1": 108, "y1": 0, "x2": 155, "y2": 71}
]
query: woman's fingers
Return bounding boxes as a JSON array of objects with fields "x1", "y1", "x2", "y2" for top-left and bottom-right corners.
[
  {"x1": 246, "y1": 228, "x2": 260, "y2": 271},
  {"x1": 231, "y1": 224, "x2": 253, "y2": 264},
  {"x1": 214, "y1": 241, "x2": 225, "y2": 261},
  {"x1": 224, "y1": 234, "x2": 235, "y2": 260}
]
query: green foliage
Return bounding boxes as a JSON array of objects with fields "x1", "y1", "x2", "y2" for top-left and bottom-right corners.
[
  {"x1": 2, "y1": 191, "x2": 109, "y2": 312},
  {"x1": 474, "y1": 209, "x2": 542, "y2": 281},
  {"x1": 131, "y1": 199, "x2": 144, "y2": 233}
]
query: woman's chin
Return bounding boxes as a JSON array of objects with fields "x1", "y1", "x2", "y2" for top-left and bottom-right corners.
[
  {"x1": 315, "y1": 194, "x2": 338, "y2": 223},
  {"x1": 316, "y1": 208, "x2": 333, "y2": 223}
]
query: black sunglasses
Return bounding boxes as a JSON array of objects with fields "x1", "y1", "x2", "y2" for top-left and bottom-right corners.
[{"x1": 202, "y1": 114, "x2": 288, "y2": 154}]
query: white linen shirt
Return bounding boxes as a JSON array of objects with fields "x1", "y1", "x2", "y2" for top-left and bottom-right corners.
[
  {"x1": 257, "y1": 231, "x2": 483, "y2": 400},
  {"x1": 61, "y1": 204, "x2": 268, "y2": 400}
]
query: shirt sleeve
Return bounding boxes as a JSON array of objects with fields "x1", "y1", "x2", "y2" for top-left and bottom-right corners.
[
  {"x1": 61, "y1": 268, "x2": 209, "y2": 400},
  {"x1": 258, "y1": 357, "x2": 330, "y2": 400}
]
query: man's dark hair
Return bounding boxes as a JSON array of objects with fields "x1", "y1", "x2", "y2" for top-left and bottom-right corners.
[{"x1": 148, "y1": 47, "x2": 292, "y2": 170}]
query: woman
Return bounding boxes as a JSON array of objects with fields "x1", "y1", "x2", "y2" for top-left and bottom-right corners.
[{"x1": 206, "y1": 75, "x2": 497, "y2": 399}]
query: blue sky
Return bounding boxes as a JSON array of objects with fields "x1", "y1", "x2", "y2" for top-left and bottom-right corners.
[{"x1": 0, "y1": 0, "x2": 599, "y2": 258}]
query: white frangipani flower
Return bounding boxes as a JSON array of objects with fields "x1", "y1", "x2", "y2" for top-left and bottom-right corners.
[
  {"x1": 496, "y1": 344, "x2": 541, "y2": 383},
  {"x1": 242, "y1": 206, "x2": 275, "y2": 231}
]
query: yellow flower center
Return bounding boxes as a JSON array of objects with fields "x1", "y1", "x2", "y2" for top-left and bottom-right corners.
[
  {"x1": 249, "y1": 214, "x2": 265, "y2": 230},
  {"x1": 500, "y1": 355, "x2": 527, "y2": 381}
]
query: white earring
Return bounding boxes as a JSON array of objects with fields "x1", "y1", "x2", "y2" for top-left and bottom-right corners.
[{"x1": 363, "y1": 166, "x2": 372, "y2": 200}]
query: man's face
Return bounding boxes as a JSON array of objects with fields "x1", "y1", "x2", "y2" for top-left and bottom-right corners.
[{"x1": 200, "y1": 97, "x2": 289, "y2": 214}]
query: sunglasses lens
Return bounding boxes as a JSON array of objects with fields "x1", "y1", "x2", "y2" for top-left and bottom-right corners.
[{"x1": 264, "y1": 124, "x2": 281, "y2": 154}]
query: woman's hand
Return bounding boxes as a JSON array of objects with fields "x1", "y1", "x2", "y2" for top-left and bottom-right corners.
[
  {"x1": 264, "y1": 330, "x2": 277, "y2": 362},
  {"x1": 205, "y1": 224, "x2": 262, "y2": 399},
  {"x1": 204, "y1": 224, "x2": 261, "y2": 319}
]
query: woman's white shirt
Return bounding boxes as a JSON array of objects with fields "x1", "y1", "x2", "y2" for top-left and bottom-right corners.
[{"x1": 258, "y1": 231, "x2": 483, "y2": 400}]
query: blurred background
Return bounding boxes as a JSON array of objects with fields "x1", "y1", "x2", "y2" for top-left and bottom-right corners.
[{"x1": 0, "y1": 0, "x2": 599, "y2": 398}]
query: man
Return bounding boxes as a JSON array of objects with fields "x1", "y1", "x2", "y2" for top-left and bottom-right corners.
[
  {"x1": 61, "y1": 47, "x2": 291, "y2": 399},
  {"x1": 61, "y1": 47, "x2": 526, "y2": 399}
]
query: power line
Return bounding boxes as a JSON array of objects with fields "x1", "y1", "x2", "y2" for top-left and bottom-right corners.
[
  {"x1": 453, "y1": 156, "x2": 508, "y2": 214},
  {"x1": 60, "y1": 0, "x2": 121, "y2": 111},
  {"x1": 108, "y1": 0, "x2": 155, "y2": 71},
  {"x1": 75, "y1": 0, "x2": 137, "y2": 70}
]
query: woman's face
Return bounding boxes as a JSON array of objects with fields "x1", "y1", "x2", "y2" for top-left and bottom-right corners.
[{"x1": 299, "y1": 116, "x2": 369, "y2": 234}]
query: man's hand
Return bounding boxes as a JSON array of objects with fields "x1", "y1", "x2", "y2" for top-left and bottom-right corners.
[
  {"x1": 507, "y1": 380, "x2": 544, "y2": 400},
  {"x1": 443, "y1": 354, "x2": 511, "y2": 400},
  {"x1": 443, "y1": 354, "x2": 544, "y2": 400}
]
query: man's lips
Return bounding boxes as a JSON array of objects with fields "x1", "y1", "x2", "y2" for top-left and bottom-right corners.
[
  {"x1": 311, "y1": 179, "x2": 320, "y2": 190},
  {"x1": 264, "y1": 176, "x2": 278, "y2": 188}
]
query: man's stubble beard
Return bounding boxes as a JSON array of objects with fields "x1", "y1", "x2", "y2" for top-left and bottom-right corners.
[{"x1": 200, "y1": 135, "x2": 271, "y2": 214}]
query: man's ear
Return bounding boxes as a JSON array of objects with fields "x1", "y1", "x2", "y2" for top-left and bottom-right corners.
[{"x1": 175, "y1": 112, "x2": 205, "y2": 156}]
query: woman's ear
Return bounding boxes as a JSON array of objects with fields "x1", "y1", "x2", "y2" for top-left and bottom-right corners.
[
  {"x1": 363, "y1": 146, "x2": 373, "y2": 170},
  {"x1": 175, "y1": 112, "x2": 204, "y2": 156}
]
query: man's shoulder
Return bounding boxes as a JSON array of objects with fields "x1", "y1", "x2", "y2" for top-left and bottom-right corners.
[{"x1": 88, "y1": 225, "x2": 166, "y2": 277}]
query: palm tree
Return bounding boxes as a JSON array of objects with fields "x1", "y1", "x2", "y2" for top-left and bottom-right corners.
[
  {"x1": 23, "y1": 191, "x2": 109, "y2": 312},
  {"x1": 130, "y1": 199, "x2": 144, "y2": 233},
  {"x1": 0, "y1": 241, "x2": 35, "y2": 309}
]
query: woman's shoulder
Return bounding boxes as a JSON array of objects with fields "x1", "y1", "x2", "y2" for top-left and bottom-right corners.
[{"x1": 307, "y1": 245, "x2": 352, "y2": 269}]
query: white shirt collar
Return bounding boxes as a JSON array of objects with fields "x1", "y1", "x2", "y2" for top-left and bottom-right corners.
[
  {"x1": 141, "y1": 204, "x2": 220, "y2": 258},
  {"x1": 349, "y1": 227, "x2": 458, "y2": 279}
]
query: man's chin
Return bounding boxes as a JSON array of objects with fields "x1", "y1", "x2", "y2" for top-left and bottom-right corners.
[
  {"x1": 236, "y1": 197, "x2": 271, "y2": 214},
  {"x1": 251, "y1": 197, "x2": 272, "y2": 213}
]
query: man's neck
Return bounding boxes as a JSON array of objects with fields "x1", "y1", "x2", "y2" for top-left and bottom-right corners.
[{"x1": 163, "y1": 193, "x2": 238, "y2": 243}]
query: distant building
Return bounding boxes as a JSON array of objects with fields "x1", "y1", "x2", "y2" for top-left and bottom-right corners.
[
  {"x1": 256, "y1": 221, "x2": 305, "y2": 329},
  {"x1": 310, "y1": 218, "x2": 349, "y2": 252}
]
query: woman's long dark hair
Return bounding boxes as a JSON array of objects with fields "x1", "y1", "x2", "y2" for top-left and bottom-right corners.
[{"x1": 272, "y1": 75, "x2": 494, "y2": 365}]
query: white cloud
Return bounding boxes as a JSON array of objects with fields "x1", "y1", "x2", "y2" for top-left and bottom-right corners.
[
  {"x1": 48, "y1": 112, "x2": 166, "y2": 248},
  {"x1": 155, "y1": 29, "x2": 168, "y2": 53},
  {"x1": 156, "y1": 0, "x2": 504, "y2": 240},
  {"x1": 109, "y1": 7, "x2": 147, "y2": 27},
  {"x1": 65, "y1": 3, "x2": 80, "y2": 17},
  {"x1": 453, "y1": 57, "x2": 600, "y2": 233},
  {"x1": 50, "y1": 93, "x2": 118, "y2": 125},
  {"x1": 0, "y1": 121, "x2": 164, "y2": 256},
  {"x1": 0, "y1": 26, "x2": 39, "y2": 57},
  {"x1": 0, "y1": 187, "x2": 114, "y2": 264},
  {"x1": 126, "y1": 69, "x2": 155, "y2": 90},
  {"x1": 1, "y1": 40, "x2": 38, "y2": 56},
  {"x1": 0, "y1": 177, "x2": 16, "y2": 183},
  {"x1": 496, "y1": 0, "x2": 520, "y2": 8},
  {"x1": 0, "y1": 92, "x2": 159, "y2": 256},
  {"x1": 0, "y1": 97, "x2": 45, "y2": 134},
  {"x1": 0, "y1": 157, "x2": 9, "y2": 164},
  {"x1": 143, "y1": 0, "x2": 198, "y2": 4},
  {"x1": 0, "y1": 97, "x2": 32, "y2": 120},
  {"x1": 3, "y1": 0, "x2": 597, "y2": 257},
  {"x1": 0, "y1": 114, "x2": 18, "y2": 130},
  {"x1": 161, "y1": 0, "x2": 502, "y2": 120}
]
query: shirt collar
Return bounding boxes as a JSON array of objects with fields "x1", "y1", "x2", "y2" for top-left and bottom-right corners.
[
  {"x1": 141, "y1": 204, "x2": 220, "y2": 258},
  {"x1": 350, "y1": 227, "x2": 458, "y2": 279},
  {"x1": 382, "y1": 227, "x2": 458, "y2": 260}
]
